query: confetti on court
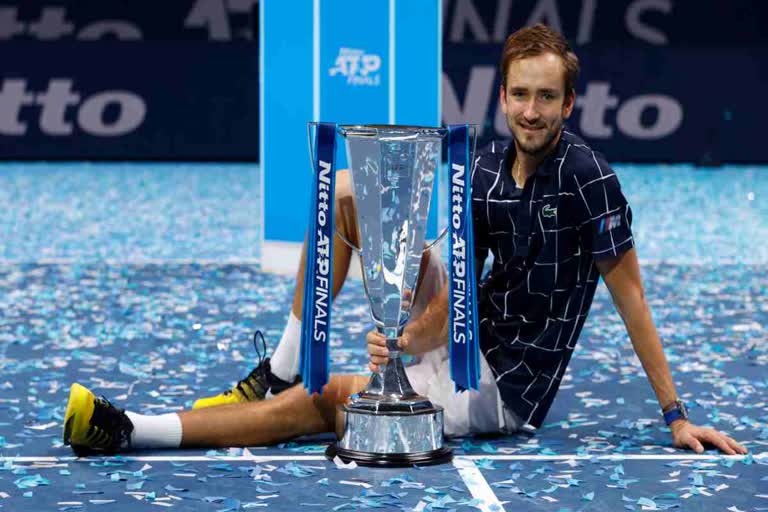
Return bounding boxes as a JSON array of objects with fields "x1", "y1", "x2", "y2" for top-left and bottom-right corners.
[{"x1": 0, "y1": 163, "x2": 765, "y2": 509}]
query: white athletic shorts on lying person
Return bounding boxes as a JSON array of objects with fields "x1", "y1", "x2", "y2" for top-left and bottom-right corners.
[{"x1": 403, "y1": 248, "x2": 523, "y2": 438}]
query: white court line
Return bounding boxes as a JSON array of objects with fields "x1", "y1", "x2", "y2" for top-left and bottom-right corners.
[
  {"x1": 453, "y1": 457, "x2": 505, "y2": 512},
  {"x1": 2, "y1": 453, "x2": 764, "y2": 463}
]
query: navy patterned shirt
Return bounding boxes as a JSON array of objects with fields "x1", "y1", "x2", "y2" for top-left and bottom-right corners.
[{"x1": 471, "y1": 128, "x2": 634, "y2": 429}]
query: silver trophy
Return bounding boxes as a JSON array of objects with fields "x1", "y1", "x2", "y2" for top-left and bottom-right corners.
[{"x1": 310, "y1": 124, "x2": 459, "y2": 467}]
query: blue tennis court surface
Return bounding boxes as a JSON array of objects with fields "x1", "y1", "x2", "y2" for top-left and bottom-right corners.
[{"x1": 0, "y1": 163, "x2": 766, "y2": 511}]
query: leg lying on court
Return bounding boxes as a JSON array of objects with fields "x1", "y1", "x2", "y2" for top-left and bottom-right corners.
[
  {"x1": 192, "y1": 170, "x2": 361, "y2": 409},
  {"x1": 62, "y1": 168, "x2": 477, "y2": 454},
  {"x1": 193, "y1": 168, "x2": 433, "y2": 409},
  {"x1": 63, "y1": 374, "x2": 370, "y2": 455}
]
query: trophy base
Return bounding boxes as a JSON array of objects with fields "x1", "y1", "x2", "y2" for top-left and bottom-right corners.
[
  {"x1": 329, "y1": 399, "x2": 453, "y2": 467},
  {"x1": 326, "y1": 443, "x2": 453, "y2": 468}
]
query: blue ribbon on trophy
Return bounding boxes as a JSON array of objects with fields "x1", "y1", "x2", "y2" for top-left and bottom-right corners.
[
  {"x1": 447, "y1": 124, "x2": 480, "y2": 392},
  {"x1": 301, "y1": 122, "x2": 479, "y2": 396},
  {"x1": 300, "y1": 122, "x2": 337, "y2": 394}
]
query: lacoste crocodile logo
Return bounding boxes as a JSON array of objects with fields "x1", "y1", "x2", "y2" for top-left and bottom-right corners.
[{"x1": 542, "y1": 204, "x2": 557, "y2": 218}]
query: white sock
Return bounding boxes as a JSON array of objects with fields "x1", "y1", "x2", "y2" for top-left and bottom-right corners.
[
  {"x1": 125, "y1": 411, "x2": 183, "y2": 450},
  {"x1": 269, "y1": 313, "x2": 302, "y2": 382}
]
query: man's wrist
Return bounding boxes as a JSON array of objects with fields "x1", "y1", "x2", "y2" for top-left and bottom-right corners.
[
  {"x1": 662, "y1": 398, "x2": 689, "y2": 426},
  {"x1": 669, "y1": 418, "x2": 689, "y2": 432}
]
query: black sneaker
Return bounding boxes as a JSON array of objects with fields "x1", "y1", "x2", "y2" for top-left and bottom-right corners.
[
  {"x1": 63, "y1": 383, "x2": 134, "y2": 456},
  {"x1": 192, "y1": 330, "x2": 301, "y2": 408}
]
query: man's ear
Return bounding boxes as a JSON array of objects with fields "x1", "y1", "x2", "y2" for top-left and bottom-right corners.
[
  {"x1": 562, "y1": 88, "x2": 576, "y2": 119},
  {"x1": 499, "y1": 84, "x2": 508, "y2": 116}
]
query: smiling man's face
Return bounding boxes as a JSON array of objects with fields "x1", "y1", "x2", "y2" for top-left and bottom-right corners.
[{"x1": 500, "y1": 52, "x2": 575, "y2": 157}]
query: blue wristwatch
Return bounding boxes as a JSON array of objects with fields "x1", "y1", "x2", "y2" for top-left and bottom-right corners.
[{"x1": 662, "y1": 399, "x2": 689, "y2": 426}]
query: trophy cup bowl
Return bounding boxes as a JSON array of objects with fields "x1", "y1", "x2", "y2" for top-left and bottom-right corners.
[{"x1": 320, "y1": 125, "x2": 453, "y2": 467}]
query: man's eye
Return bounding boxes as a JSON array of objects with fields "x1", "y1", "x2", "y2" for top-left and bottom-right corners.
[{"x1": 542, "y1": 93, "x2": 554, "y2": 100}]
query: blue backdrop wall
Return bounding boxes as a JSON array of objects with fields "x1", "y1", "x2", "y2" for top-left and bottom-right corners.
[{"x1": 1, "y1": 0, "x2": 765, "y2": 164}]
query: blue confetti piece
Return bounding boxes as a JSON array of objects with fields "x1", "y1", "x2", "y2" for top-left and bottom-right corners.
[
  {"x1": 209, "y1": 463, "x2": 234, "y2": 472},
  {"x1": 277, "y1": 462, "x2": 316, "y2": 478},
  {"x1": 583, "y1": 492, "x2": 595, "y2": 501},
  {"x1": 218, "y1": 498, "x2": 241, "y2": 512},
  {"x1": 203, "y1": 496, "x2": 229, "y2": 503},
  {"x1": 126, "y1": 481, "x2": 144, "y2": 491},
  {"x1": 475, "y1": 458, "x2": 496, "y2": 470},
  {"x1": 480, "y1": 442, "x2": 498, "y2": 453},
  {"x1": 13, "y1": 474, "x2": 49, "y2": 489}
]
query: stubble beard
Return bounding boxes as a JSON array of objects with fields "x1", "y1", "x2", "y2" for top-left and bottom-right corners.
[{"x1": 511, "y1": 117, "x2": 563, "y2": 157}]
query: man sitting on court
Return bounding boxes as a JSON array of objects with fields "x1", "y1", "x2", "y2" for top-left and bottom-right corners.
[{"x1": 62, "y1": 24, "x2": 747, "y2": 457}]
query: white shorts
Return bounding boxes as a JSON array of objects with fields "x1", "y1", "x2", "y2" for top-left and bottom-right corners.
[{"x1": 405, "y1": 248, "x2": 521, "y2": 437}]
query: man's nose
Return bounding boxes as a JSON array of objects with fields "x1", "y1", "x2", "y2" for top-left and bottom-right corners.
[{"x1": 523, "y1": 99, "x2": 540, "y2": 122}]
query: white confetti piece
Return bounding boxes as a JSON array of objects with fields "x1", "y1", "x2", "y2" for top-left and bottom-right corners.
[
  {"x1": 332, "y1": 455, "x2": 357, "y2": 469},
  {"x1": 339, "y1": 480, "x2": 372, "y2": 488},
  {"x1": 26, "y1": 422, "x2": 58, "y2": 431}
]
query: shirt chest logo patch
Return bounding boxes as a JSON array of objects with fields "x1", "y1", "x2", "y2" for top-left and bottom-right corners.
[{"x1": 542, "y1": 204, "x2": 557, "y2": 218}]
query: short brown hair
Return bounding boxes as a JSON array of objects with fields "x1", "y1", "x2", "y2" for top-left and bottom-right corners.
[{"x1": 500, "y1": 23, "x2": 579, "y2": 94}]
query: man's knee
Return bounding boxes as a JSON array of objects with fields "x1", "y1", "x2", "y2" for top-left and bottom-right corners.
[
  {"x1": 312, "y1": 374, "x2": 367, "y2": 435},
  {"x1": 334, "y1": 169, "x2": 359, "y2": 246},
  {"x1": 336, "y1": 169, "x2": 353, "y2": 200}
]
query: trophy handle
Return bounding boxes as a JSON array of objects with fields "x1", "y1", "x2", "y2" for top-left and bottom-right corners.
[
  {"x1": 307, "y1": 121, "x2": 362, "y2": 254},
  {"x1": 307, "y1": 122, "x2": 478, "y2": 255}
]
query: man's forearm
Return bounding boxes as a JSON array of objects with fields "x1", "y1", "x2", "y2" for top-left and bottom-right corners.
[
  {"x1": 616, "y1": 291, "x2": 679, "y2": 411},
  {"x1": 403, "y1": 284, "x2": 449, "y2": 355}
]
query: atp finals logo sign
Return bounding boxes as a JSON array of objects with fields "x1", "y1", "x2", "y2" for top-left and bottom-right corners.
[{"x1": 329, "y1": 48, "x2": 381, "y2": 87}]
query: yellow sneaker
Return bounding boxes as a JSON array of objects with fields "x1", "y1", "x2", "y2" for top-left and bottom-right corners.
[
  {"x1": 63, "y1": 383, "x2": 134, "y2": 456},
  {"x1": 193, "y1": 331, "x2": 300, "y2": 409}
]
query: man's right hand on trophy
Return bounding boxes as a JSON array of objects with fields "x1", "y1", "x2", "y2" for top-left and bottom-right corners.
[{"x1": 366, "y1": 330, "x2": 411, "y2": 373}]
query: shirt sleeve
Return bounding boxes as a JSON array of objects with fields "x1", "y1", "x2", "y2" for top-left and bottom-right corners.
[
  {"x1": 573, "y1": 152, "x2": 634, "y2": 261},
  {"x1": 471, "y1": 159, "x2": 491, "y2": 267}
]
